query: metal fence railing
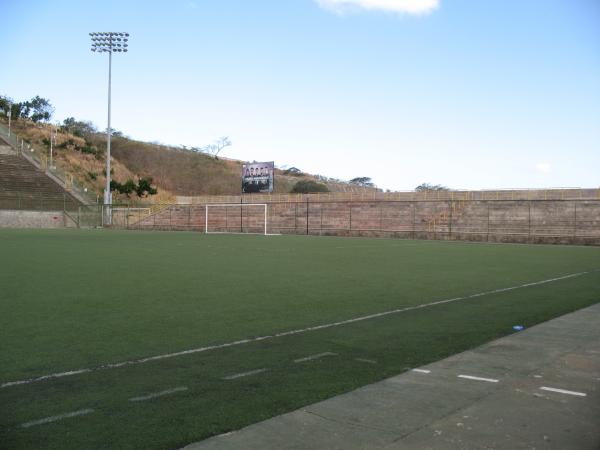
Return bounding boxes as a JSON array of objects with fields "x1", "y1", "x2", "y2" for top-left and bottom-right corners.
[{"x1": 0, "y1": 191, "x2": 81, "y2": 212}]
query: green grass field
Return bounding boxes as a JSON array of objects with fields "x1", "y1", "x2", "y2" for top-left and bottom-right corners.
[{"x1": 1, "y1": 229, "x2": 599, "y2": 449}]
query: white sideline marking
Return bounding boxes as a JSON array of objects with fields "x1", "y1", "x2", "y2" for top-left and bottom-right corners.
[
  {"x1": 129, "y1": 386, "x2": 188, "y2": 402},
  {"x1": 2, "y1": 270, "x2": 596, "y2": 389},
  {"x1": 412, "y1": 369, "x2": 431, "y2": 374},
  {"x1": 294, "y1": 352, "x2": 337, "y2": 363},
  {"x1": 222, "y1": 368, "x2": 267, "y2": 380},
  {"x1": 355, "y1": 358, "x2": 377, "y2": 364},
  {"x1": 21, "y1": 409, "x2": 94, "y2": 428},
  {"x1": 458, "y1": 375, "x2": 499, "y2": 383},
  {"x1": 540, "y1": 386, "x2": 587, "y2": 397}
]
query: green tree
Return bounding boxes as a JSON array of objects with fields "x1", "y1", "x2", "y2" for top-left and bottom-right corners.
[
  {"x1": 283, "y1": 167, "x2": 303, "y2": 176},
  {"x1": 25, "y1": 96, "x2": 54, "y2": 122},
  {"x1": 135, "y1": 178, "x2": 158, "y2": 197},
  {"x1": 110, "y1": 179, "x2": 136, "y2": 197},
  {"x1": 290, "y1": 180, "x2": 330, "y2": 193},
  {"x1": 415, "y1": 183, "x2": 449, "y2": 191},
  {"x1": 62, "y1": 117, "x2": 97, "y2": 137},
  {"x1": 0, "y1": 95, "x2": 25, "y2": 120},
  {"x1": 0, "y1": 95, "x2": 11, "y2": 117},
  {"x1": 349, "y1": 177, "x2": 375, "y2": 187}
]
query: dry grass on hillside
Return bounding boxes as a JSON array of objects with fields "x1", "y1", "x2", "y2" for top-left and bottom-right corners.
[
  {"x1": 4, "y1": 120, "x2": 176, "y2": 203},
  {"x1": 91, "y1": 136, "x2": 242, "y2": 195},
  {"x1": 4, "y1": 118, "x2": 378, "y2": 199}
]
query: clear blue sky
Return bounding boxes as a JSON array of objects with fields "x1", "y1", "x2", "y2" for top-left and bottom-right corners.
[{"x1": 2, "y1": 0, "x2": 599, "y2": 191}]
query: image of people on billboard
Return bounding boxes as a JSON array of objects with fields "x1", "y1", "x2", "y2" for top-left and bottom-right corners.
[{"x1": 242, "y1": 162, "x2": 274, "y2": 193}]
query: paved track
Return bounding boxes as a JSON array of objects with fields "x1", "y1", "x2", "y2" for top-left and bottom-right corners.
[{"x1": 185, "y1": 303, "x2": 600, "y2": 450}]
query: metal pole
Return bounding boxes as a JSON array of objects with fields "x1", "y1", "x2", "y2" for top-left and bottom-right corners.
[
  {"x1": 7, "y1": 103, "x2": 11, "y2": 137},
  {"x1": 49, "y1": 126, "x2": 53, "y2": 168},
  {"x1": 320, "y1": 202, "x2": 323, "y2": 236},
  {"x1": 306, "y1": 198, "x2": 309, "y2": 235},
  {"x1": 349, "y1": 202, "x2": 352, "y2": 231},
  {"x1": 412, "y1": 202, "x2": 416, "y2": 240},
  {"x1": 104, "y1": 50, "x2": 113, "y2": 224},
  {"x1": 264, "y1": 204, "x2": 267, "y2": 235},
  {"x1": 448, "y1": 200, "x2": 453, "y2": 240},
  {"x1": 574, "y1": 202, "x2": 577, "y2": 239},
  {"x1": 528, "y1": 201, "x2": 531, "y2": 242},
  {"x1": 487, "y1": 201, "x2": 490, "y2": 242}
]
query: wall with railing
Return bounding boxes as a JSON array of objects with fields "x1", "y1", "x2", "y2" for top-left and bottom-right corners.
[{"x1": 105, "y1": 199, "x2": 600, "y2": 245}]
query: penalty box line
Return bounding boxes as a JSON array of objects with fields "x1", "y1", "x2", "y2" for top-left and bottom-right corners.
[{"x1": 2, "y1": 269, "x2": 598, "y2": 389}]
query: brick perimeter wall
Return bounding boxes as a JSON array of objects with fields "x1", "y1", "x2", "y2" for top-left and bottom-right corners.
[{"x1": 129, "y1": 200, "x2": 600, "y2": 245}]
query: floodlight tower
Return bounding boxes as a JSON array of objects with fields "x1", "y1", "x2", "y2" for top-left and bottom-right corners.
[{"x1": 89, "y1": 31, "x2": 129, "y2": 221}]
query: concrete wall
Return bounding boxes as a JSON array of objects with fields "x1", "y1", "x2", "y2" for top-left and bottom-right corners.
[
  {"x1": 178, "y1": 188, "x2": 600, "y2": 205},
  {"x1": 127, "y1": 200, "x2": 600, "y2": 245},
  {"x1": 0, "y1": 210, "x2": 74, "y2": 229}
]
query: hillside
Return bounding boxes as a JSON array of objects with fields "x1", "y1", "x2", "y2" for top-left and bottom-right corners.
[{"x1": 1, "y1": 117, "x2": 377, "y2": 203}]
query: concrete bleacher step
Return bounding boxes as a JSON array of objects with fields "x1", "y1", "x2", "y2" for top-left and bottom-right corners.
[
  {"x1": 0, "y1": 145, "x2": 15, "y2": 155},
  {"x1": 0, "y1": 154, "x2": 82, "y2": 210}
]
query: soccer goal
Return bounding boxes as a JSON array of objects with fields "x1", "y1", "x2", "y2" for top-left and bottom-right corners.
[{"x1": 205, "y1": 203, "x2": 269, "y2": 235}]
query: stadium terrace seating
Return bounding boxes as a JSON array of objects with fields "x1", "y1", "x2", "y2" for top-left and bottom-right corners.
[{"x1": 0, "y1": 154, "x2": 81, "y2": 211}]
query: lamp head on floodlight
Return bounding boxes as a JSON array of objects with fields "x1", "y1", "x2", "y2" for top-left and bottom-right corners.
[{"x1": 89, "y1": 31, "x2": 130, "y2": 53}]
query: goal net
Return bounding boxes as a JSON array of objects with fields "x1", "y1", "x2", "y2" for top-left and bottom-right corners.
[{"x1": 205, "y1": 203, "x2": 268, "y2": 235}]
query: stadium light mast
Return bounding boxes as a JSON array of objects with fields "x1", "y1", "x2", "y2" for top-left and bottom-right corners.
[{"x1": 89, "y1": 31, "x2": 129, "y2": 222}]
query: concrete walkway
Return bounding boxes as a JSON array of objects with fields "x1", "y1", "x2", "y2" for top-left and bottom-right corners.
[{"x1": 185, "y1": 303, "x2": 600, "y2": 450}]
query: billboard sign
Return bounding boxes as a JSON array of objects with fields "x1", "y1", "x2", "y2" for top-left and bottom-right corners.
[{"x1": 242, "y1": 161, "x2": 274, "y2": 193}]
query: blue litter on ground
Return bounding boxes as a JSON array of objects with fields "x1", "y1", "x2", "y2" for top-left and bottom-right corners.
[{"x1": 513, "y1": 325, "x2": 525, "y2": 331}]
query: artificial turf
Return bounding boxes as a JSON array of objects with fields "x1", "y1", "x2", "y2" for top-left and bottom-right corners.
[{"x1": 0, "y1": 229, "x2": 599, "y2": 449}]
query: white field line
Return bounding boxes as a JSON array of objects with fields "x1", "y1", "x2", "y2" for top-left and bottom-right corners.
[
  {"x1": 222, "y1": 368, "x2": 268, "y2": 380},
  {"x1": 21, "y1": 409, "x2": 94, "y2": 428},
  {"x1": 355, "y1": 358, "x2": 377, "y2": 364},
  {"x1": 294, "y1": 352, "x2": 337, "y2": 363},
  {"x1": 458, "y1": 375, "x2": 499, "y2": 383},
  {"x1": 412, "y1": 368, "x2": 431, "y2": 374},
  {"x1": 540, "y1": 386, "x2": 587, "y2": 397},
  {"x1": 2, "y1": 270, "x2": 596, "y2": 389},
  {"x1": 129, "y1": 386, "x2": 188, "y2": 402}
]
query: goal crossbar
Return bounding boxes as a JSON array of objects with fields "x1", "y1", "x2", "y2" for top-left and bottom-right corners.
[{"x1": 205, "y1": 203, "x2": 268, "y2": 235}]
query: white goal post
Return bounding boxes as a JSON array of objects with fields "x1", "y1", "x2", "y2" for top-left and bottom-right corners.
[{"x1": 205, "y1": 203, "x2": 268, "y2": 235}]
